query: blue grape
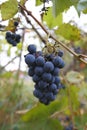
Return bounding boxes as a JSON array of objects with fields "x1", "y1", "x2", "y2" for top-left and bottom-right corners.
[
  {"x1": 33, "y1": 74, "x2": 41, "y2": 83},
  {"x1": 58, "y1": 50, "x2": 64, "y2": 57},
  {"x1": 25, "y1": 54, "x2": 35, "y2": 66},
  {"x1": 54, "y1": 76, "x2": 60, "y2": 86},
  {"x1": 27, "y1": 44, "x2": 36, "y2": 54},
  {"x1": 34, "y1": 66, "x2": 43, "y2": 76},
  {"x1": 33, "y1": 89, "x2": 43, "y2": 98},
  {"x1": 39, "y1": 97, "x2": 50, "y2": 105},
  {"x1": 28, "y1": 67, "x2": 35, "y2": 76},
  {"x1": 44, "y1": 61, "x2": 54, "y2": 72},
  {"x1": 36, "y1": 56, "x2": 45, "y2": 66},
  {"x1": 14, "y1": 21, "x2": 19, "y2": 26},
  {"x1": 42, "y1": 72, "x2": 52, "y2": 82},
  {"x1": 53, "y1": 67, "x2": 60, "y2": 76},
  {"x1": 6, "y1": 31, "x2": 11, "y2": 38},
  {"x1": 45, "y1": 54, "x2": 54, "y2": 61},
  {"x1": 53, "y1": 56, "x2": 65, "y2": 68},
  {"x1": 45, "y1": 92, "x2": 55, "y2": 101},
  {"x1": 38, "y1": 80, "x2": 48, "y2": 89},
  {"x1": 49, "y1": 83, "x2": 57, "y2": 92},
  {"x1": 6, "y1": 32, "x2": 21, "y2": 46}
]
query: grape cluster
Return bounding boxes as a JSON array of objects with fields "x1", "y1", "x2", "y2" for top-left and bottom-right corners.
[
  {"x1": 25, "y1": 44, "x2": 65, "y2": 105},
  {"x1": 65, "y1": 124, "x2": 73, "y2": 130},
  {"x1": 5, "y1": 31, "x2": 21, "y2": 46}
]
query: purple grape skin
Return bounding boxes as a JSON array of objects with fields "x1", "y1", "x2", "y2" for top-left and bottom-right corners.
[
  {"x1": 53, "y1": 67, "x2": 60, "y2": 76},
  {"x1": 14, "y1": 21, "x2": 19, "y2": 26},
  {"x1": 36, "y1": 56, "x2": 45, "y2": 66},
  {"x1": 33, "y1": 89, "x2": 43, "y2": 98},
  {"x1": 34, "y1": 66, "x2": 44, "y2": 76},
  {"x1": 28, "y1": 67, "x2": 35, "y2": 76},
  {"x1": 58, "y1": 50, "x2": 64, "y2": 57},
  {"x1": 42, "y1": 72, "x2": 52, "y2": 82},
  {"x1": 49, "y1": 83, "x2": 57, "y2": 92},
  {"x1": 38, "y1": 80, "x2": 48, "y2": 89},
  {"x1": 54, "y1": 76, "x2": 60, "y2": 86},
  {"x1": 27, "y1": 44, "x2": 36, "y2": 54},
  {"x1": 45, "y1": 92, "x2": 55, "y2": 101},
  {"x1": 53, "y1": 56, "x2": 65, "y2": 68},
  {"x1": 25, "y1": 54, "x2": 35, "y2": 66},
  {"x1": 44, "y1": 61, "x2": 54, "y2": 72},
  {"x1": 32, "y1": 74, "x2": 41, "y2": 83}
]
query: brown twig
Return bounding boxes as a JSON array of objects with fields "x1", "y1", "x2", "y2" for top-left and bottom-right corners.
[
  {"x1": 0, "y1": 55, "x2": 20, "y2": 72},
  {"x1": 21, "y1": 9, "x2": 46, "y2": 43},
  {"x1": 18, "y1": 4, "x2": 87, "y2": 64}
]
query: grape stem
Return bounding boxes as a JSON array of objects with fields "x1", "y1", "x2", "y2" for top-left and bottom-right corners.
[{"x1": 19, "y1": 4, "x2": 87, "y2": 64}]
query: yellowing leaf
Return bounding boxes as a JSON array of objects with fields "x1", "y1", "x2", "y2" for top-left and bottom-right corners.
[
  {"x1": 66, "y1": 71, "x2": 84, "y2": 84},
  {"x1": 55, "y1": 23, "x2": 81, "y2": 41},
  {"x1": 1, "y1": 0, "x2": 18, "y2": 20}
]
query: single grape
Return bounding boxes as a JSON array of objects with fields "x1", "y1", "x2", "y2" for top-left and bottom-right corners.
[
  {"x1": 33, "y1": 89, "x2": 43, "y2": 98},
  {"x1": 36, "y1": 56, "x2": 45, "y2": 66},
  {"x1": 14, "y1": 21, "x2": 19, "y2": 26},
  {"x1": 38, "y1": 80, "x2": 48, "y2": 89},
  {"x1": 53, "y1": 56, "x2": 65, "y2": 68},
  {"x1": 27, "y1": 44, "x2": 36, "y2": 54},
  {"x1": 53, "y1": 67, "x2": 60, "y2": 76},
  {"x1": 45, "y1": 92, "x2": 55, "y2": 101},
  {"x1": 15, "y1": 34, "x2": 21, "y2": 43},
  {"x1": 58, "y1": 50, "x2": 64, "y2": 57},
  {"x1": 42, "y1": 72, "x2": 52, "y2": 82},
  {"x1": 25, "y1": 54, "x2": 35, "y2": 66},
  {"x1": 32, "y1": 74, "x2": 41, "y2": 83},
  {"x1": 39, "y1": 97, "x2": 50, "y2": 105},
  {"x1": 54, "y1": 76, "x2": 60, "y2": 86},
  {"x1": 49, "y1": 83, "x2": 57, "y2": 92},
  {"x1": 44, "y1": 61, "x2": 54, "y2": 72},
  {"x1": 34, "y1": 66, "x2": 43, "y2": 76},
  {"x1": 28, "y1": 67, "x2": 35, "y2": 76},
  {"x1": 6, "y1": 31, "x2": 11, "y2": 38}
]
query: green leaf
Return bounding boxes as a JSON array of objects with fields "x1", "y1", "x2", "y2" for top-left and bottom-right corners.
[
  {"x1": 7, "y1": 46, "x2": 11, "y2": 56},
  {"x1": 1, "y1": 0, "x2": 18, "y2": 20},
  {"x1": 17, "y1": 43, "x2": 22, "y2": 50},
  {"x1": 20, "y1": 0, "x2": 27, "y2": 5},
  {"x1": 21, "y1": 101, "x2": 64, "y2": 130},
  {"x1": 55, "y1": 23, "x2": 81, "y2": 41},
  {"x1": 43, "y1": 8, "x2": 63, "y2": 28},
  {"x1": 66, "y1": 71, "x2": 84, "y2": 84},
  {"x1": 36, "y1": 0, "x2": 42, "y2": 6},
  {"x1": 52, "y1": 0, "x2": 79, "y2": 17}
]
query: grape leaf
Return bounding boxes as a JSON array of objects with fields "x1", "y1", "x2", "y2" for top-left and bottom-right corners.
[
  {"x1": 43, "y1": 8, "x2": 63, "y2": 28},
  {"x1": 36, "y1": 0, "x2": 42, "y2": 6},
  {"x1": 20, "y1": 0, "x2": 27, "y2": 5},
  {"x1": 66, "y1": 71, "x2": 84, "y2": 84},
  {"x1": 55, "y1": 23, "x2": 81, "y2": 41},
  {"x1": 21, "y1": 101, "x2": 66, "y2": 130},
  {"x1": 1, "y1": 0, "x2": 18, "y2": 20},
  {"x1": 52, "y1": 0, "x2": 79, "y2": 17}
]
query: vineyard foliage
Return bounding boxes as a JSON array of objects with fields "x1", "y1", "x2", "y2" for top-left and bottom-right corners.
[{"x1": 0, "y1": 0, "x2": 87, "y2": 130}]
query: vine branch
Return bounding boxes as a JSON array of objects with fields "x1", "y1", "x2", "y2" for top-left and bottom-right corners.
[
  {"x1": 19, "y1": 4, "x2": 87, "y2": 64},
  {"x1": 0, "y1": 55, "x2": 20, "y2": 72}
]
